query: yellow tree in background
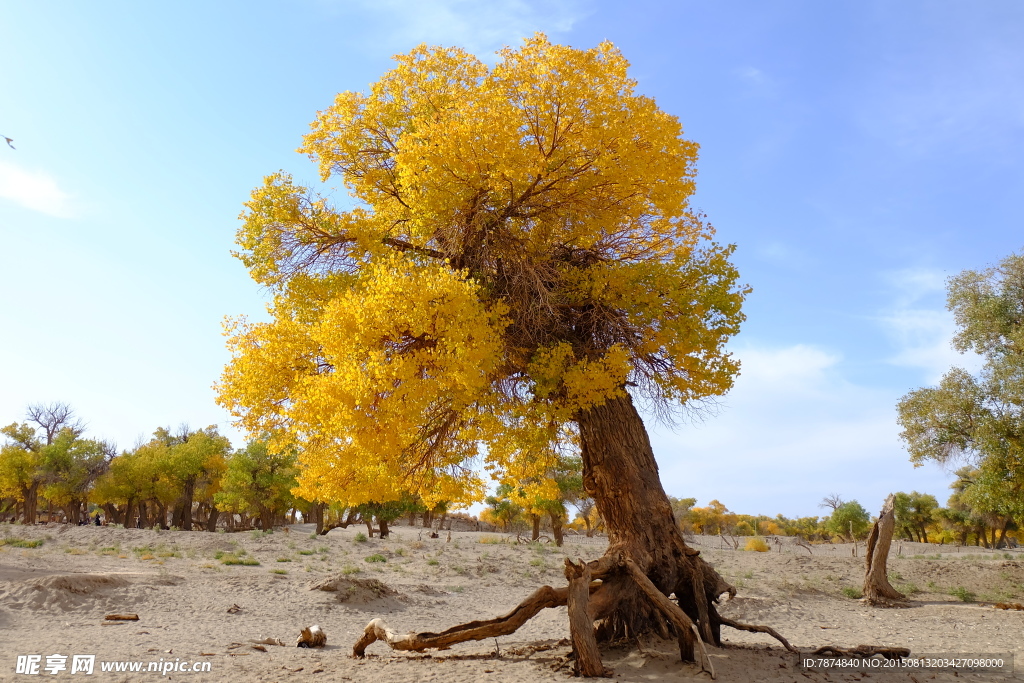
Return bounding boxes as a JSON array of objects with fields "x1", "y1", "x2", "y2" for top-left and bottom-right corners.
[{"x1": 218, "y1": 35, "x2": 750, "y2": 663}]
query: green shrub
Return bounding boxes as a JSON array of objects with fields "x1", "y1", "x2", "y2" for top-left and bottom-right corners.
[
  {"x1": 220, "y1": 553, "x2": 260, "y2": 566},
  {"x1": 427, "y1": 558, "x2": 440, "y2": 566},
  {"x1": 1, "y1": 538, "x2": 44, "y2": 548},
  {"x1": 841, "y1": 587, "x2": 862, "y2": 599},
  {"x1": 950, "y1": 586, "x2": 976, "y2": 602},
  {"x1": 271, "y1": 569, "x2": 287, "y2": 575},
  {"x1": 354, "y1": 532, "x2": 368, "y2": 543},
  {"x1": 365, "y1": 554, "x2": 387, "y2": 563}
]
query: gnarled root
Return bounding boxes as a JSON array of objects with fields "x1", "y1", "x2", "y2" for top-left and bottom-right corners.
[
  {"x1": 353, "y1": 584, "x2": 571, "y2": 657},
  {"x1": 717, "y1": 616, "x2": 798, "y2": 653}
]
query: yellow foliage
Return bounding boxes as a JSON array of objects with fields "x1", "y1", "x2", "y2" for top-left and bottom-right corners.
[
  {"x1": 218, "y1": 34, "x2": 747, "y2": 511},
  {"x1": 744, "y1": 538, "x2": 770, "y2": 552}
]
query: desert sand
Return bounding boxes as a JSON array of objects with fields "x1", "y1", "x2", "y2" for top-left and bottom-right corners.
[{"x1": 1, "y1": 523, "x2": 1022, "y2": 682}]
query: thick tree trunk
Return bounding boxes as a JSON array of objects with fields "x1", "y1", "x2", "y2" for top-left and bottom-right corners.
[
  {"x1": 551, "y1": 512, "x2": 564, "y2": 547},
  {"x1": 531, "y1": 514, "x2": 540, "y2": 541},
  {"x1": 21, "y1": 482, "x2": 39, "y2": 525},
  {"x1": 379, "y1": 518, "x2": 390, "y2": 539},
  {"x1": 863, "y1": 494, "x2": 906, "y2": 605},
  {"x1": 173, "y1": 477, "x2": 196, "y2": 530},
  {"x1": 576, "y1": 394, "x2": 733, "y2": 644},
  {"x1": 207, "y1": 505, "x2": 220, "y2": 532}
]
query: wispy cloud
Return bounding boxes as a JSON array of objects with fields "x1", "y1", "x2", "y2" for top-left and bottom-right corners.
[
  {"x1": 326, "y1": 0, "x2": 587, "y2": 58},
  {"x1": 648, "y1": 342, "x2": 950, "y2": 517},
  {"x1": 0, "y1": 161, "x2": 76, "y2": 218},
  {"x1": 876, "y1": 268, "x2": 982, "y2": 383},
  {"x1": 856, "y1": 22, "x2": 1024, "y2": 161}
]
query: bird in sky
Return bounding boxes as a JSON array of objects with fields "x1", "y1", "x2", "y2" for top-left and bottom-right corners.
[{"x1": 2, "y1": 135, "x2": 14, "y2": 150}]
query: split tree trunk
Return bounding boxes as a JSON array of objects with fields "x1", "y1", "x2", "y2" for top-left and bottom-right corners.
[{"x1": 863, "y1": 494, "x2": 906, "y2": 605}]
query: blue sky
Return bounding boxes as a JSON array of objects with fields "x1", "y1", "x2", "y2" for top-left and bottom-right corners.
[{"x1": 2, "y1": 1, "x2": 1021, "y2": 518}]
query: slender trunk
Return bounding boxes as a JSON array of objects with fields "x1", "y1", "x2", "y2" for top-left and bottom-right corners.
[
  {"x1": 577, "y1": 394, "x2": 732, "y2": 644},
  {"x1": 531, "y1": 514, "x2": 540, "y2": 541},
  {"x1": 364, "y1": 515, "x2": 375, "y2": 537},
  {"x1": 379, "y1": 518, "x2": 390, "y2": 539},
  {"x1": 863, "y1": 494, "x2": 905, "y2": 605},
  {"x1": 423, "y1": 510, "x2": 432, "y2": 528},
  {"x1": 408, "y1": 511, "x2": 417, "y2": 526}
]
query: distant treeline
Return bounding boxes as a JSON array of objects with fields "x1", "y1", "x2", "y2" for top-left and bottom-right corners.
[
  {"x1": 668, "y1": 490, "x2": 1019, "y2": 549},
  {"x1": 2, "y1": 403, "x2": 1018, "y2": 549}
]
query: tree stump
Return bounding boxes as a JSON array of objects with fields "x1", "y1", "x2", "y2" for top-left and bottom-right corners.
[{"x1": 863, "y1": 494, "x2": 906, "y2": 605}]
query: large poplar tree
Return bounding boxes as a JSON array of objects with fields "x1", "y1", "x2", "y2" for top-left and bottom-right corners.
[{"x1": 218, "y1": 35, "x2": 762, "y2": 666}]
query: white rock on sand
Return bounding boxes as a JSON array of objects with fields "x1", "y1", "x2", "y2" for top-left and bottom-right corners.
[{"x1": 1, "y1": 523, "x2": 1021, "y2": 682}]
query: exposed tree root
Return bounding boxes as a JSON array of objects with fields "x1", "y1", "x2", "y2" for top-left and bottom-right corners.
[
  {"x1": 352, "y1": 585, "x2": 570, "y2": 657},
  {"x1": 351, "y1": 550, "x2": 802, "y2": 682},
  {"x1": 717, "y1": 616, "x2": 799, "y2": 654},
  {"x1": 565, "y1": 559, "x2": 611, "y2": 677}
]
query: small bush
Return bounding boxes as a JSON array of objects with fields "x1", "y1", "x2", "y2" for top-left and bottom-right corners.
[
  {"x1": 394, "y1": 547, "x2": 407, "y2": 557},
  {"x1": 475, "y1": 536, "x2": 503, "y2": 548},
  {"x1": 365, "y1": 554, "x2": 387, "y2": 563},
  {"x1": 841, "y1": 587, "x2": 862, "y2": 599},
  {"x1": 298, "y1": 550, "x2": 315, "y2": 556},
  {"x1": 950, "y1": 586, "x2": 976, "y2": 602},
  {"x1": 354, "y1": 532, "x2": 368, "y2": 543},
  {"x1": 341, "y1": 564, "x2": 362, "y2": 575},
  {"x1": 427, "y1": 558, "x2": 440, "y2": 566},
  {"x1": 529, "y1": 558, "x2": 544, "y2": 567},
  {"x1": 744, "y1": 538, "x2": 770, "y2": 552},
  {"x1": 221, "y1": 553, "x2": 260, "y2": 566},
  {"x1": 271, "y1": 569, "x2": 288, "y2": 575},
  {"x1": 277, "y1": 557, "x2": 292, "y2": 562},
  {"x1": 2, "y1": 538, "x2": 44, "y2": 548}
]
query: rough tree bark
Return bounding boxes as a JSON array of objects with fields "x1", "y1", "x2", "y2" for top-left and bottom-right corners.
[
  {"x1": 20, "y1": 483, "x2": 39, "y2": 525},
  {"x1": 551, "y1": 512, "x2": 564, "y2": 547},
  {"x1": 577, "y1": 394, "x2": 732, "y2": 644},
  {"x1": 863, "y1": 494, "x2": 906, "y2": 606}
]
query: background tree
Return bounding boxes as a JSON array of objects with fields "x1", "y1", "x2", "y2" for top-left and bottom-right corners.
[
  {"x1": 216, "y1": 439, "x2": 298, "y2": 531},
  {"x1": 40, "y1": 430, "x2": 110, "y2": 524},
  {"x1": 218, "y1": 35, "x2": 751, "y2": 659},
  {"x1": 825, "y1": 500, "x2": 870, "y2": 541},
  {"x1": 898, "y1": 250, "x2": 1024, "y2": 546},
  {"x1": 1, "y1": 402, "x2": 86, "y2": 524},
  {"x1": 669, "y1": 496, "x2": 697, "y2": 533},
  {"x1": 892, "y1": 491, "x2": 939, "y2": 543}
]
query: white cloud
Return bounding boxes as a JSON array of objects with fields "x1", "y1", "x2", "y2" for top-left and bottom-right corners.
[
  {"x1": 0, "y1": 161, "x2": 76, "y2": 218},
  {"x1": 331, "y1": 0, "x2": 587, "y2": 58},
  {"x1": 648, "y1": 341, "x2": 955, "y2": 517},
  {"x1": 876, "y1": 268, "x2": 983, "y2": 383}
]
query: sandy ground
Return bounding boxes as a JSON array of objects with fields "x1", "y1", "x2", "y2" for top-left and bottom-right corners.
[{"x1": 1, "y1": 523, "x2": 1022, "y2": 682}]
